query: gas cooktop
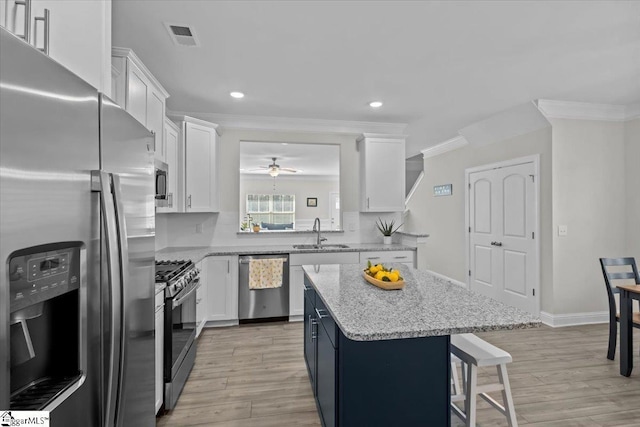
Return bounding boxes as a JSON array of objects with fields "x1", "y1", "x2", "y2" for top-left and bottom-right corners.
[{"x1": 155, "y1": 260, "x2": 194, "y2": 283}]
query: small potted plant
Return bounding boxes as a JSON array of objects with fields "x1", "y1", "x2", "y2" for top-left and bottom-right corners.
[
  {"x1": 252, "y1": 222, "x2": 261, "y2": 233},
  {"x1": 240, "y1": 222, "x2": 248, "y2": 231},
  {"x1": 376, "y1": 218, "x2": 402, "y2": 244}
]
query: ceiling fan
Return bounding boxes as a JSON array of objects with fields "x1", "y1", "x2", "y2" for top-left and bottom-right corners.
[{"x1": 249, "y1": 157, "x2": 300, "y2": 177}]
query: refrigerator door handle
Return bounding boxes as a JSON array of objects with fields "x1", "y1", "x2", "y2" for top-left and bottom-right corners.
[
  {"x1": 110, "y1": 173, "x2": 130, "y2": 427},
  {"x1": 91, "y1": 171, "x2": 123, "y2": 427}
]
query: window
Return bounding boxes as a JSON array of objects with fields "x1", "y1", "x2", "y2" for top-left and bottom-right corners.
[{"x1": 246, "y1": 194, "x2": 295, "y2": 229}]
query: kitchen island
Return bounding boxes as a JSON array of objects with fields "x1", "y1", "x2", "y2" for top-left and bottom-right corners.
[{"x1": 302, "y1": 264, "x2": 539, "y2": 427}]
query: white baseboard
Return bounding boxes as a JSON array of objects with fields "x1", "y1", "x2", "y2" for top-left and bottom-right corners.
[
  {"x1": 540, "y1": 311, "x2": 608, "y2": 327},
  {"x1": 423, "y1": 269, "x2": 468, "y2": 289},
  {"x1": 289, "y1": 315, "x2": 303, "y2": 322},
  {"x1": 205, "y1": 319, "x2": 239, "y2": 328}
]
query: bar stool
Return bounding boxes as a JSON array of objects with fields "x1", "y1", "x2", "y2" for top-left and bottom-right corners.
[{"x1": 450, "y1": 333, "x2": 518, "y2": 427}]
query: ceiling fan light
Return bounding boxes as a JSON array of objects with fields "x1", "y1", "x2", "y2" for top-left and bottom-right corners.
[{"x1": 269, "y1": 168, "x2": 279, "y2": 177}]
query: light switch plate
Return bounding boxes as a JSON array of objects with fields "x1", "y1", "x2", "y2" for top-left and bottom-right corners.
[{"x1": 558, "y1": 225, "x2": 568, "y2": 236}]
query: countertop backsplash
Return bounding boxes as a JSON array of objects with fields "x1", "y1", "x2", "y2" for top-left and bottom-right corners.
[{"x1": 155, "y1": 211, "x2": 411, "y2": 250}]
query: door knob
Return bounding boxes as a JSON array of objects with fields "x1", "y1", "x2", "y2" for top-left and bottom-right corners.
[{"x1": 491, "y1": 241, "x2": 503, "y2": 247}]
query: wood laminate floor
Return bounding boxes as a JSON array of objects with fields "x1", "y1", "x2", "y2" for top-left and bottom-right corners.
[{"x1": 157, "y1": 322, "x2": 639, "y2": 427}]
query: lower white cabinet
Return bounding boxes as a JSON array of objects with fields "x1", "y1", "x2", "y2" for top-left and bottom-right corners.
[
  {"x1": 289, "y1": 265, "x2": 305, "y2": 317},
  {"x1": 154, "y1": 291, "x2": 164, "y2": 414},
  {"x1": 204, "y1": 256, "x2": 239, "y2": 323},
  {"x1": 195, "y1": 260, "x2": 207, "y2": 337},
  {"x1": 360, "y1": 250, "x2": 415, "y2": 268},
  {"x1": 289, "y1": 252, "x2": 360, "y2": 318}
]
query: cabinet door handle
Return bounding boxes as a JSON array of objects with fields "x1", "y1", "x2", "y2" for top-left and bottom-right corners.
[
  {"x1": 34, "y1": 8, "x2": 50, "y2": 55},
  {"x1": 367, "y1": 257, "x2": 380, "y2": 260},
  {"x1": 491, "y1": 241, "x2": 503, "y2": 247},
  {"x1": 367, "y1": 197, "x2": 370, "y2": 209},
  {"x1": 393, "y1": 256, "x2": 408, "y2": 259},
  {"x1": 315, "y1": 308, "x2": 328, "y2": 319},
  {"x1": 15, "y1": 0, "x2": 31, "y2": 43},
  {"x1": 168, "y1": 193, "x2": 173, "y2": 208},
  {"x1": 188, "y1": 195, "x2": 192, "y2": 208},
  {"x1": 310, "y1": 317, "x2": 317, "y2": 341}
]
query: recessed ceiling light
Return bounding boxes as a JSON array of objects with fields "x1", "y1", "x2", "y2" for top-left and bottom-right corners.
[
  {"x1": 230, "y1": 91, "x2": 245, "y2": 99},
  {"x1": 369, "y1": 101, "x2": 383, "y2": 108}
]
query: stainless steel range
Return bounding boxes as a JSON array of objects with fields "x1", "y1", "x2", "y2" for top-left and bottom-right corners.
[{"x1": 155, "y1": 260, "x2": 200, "y2": 410}]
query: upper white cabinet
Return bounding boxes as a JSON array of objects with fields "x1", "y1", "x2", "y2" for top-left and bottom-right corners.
[
  {"x1": 358, "y1": 134, "x2": 406, "y2": 212},
  {"x1": 111, "y1": 47, "x2": 170, "y2": 157},
  {"x1": 171, "y1": 116, "x2": 220, "y2": 213},
  {"x1": 156, "y1": 118, "x2": 179, "y2": 213},
  {"x1": 1, "y1": 0, "x2": 111, "y2": 95},
  {"x1": 204, "y1": 256, "x2": 238, "y2": 323}
]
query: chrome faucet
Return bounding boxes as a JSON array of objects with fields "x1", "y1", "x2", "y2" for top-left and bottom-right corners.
[{"x1": 312, "y1": 217, "x2": 327, "y2": 246}]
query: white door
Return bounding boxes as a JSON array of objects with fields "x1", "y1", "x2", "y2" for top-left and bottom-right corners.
[
  {"x1": 330, "y1": 192, "x2": 340, "y2": 230},
  {"x1": 469, "y1": 161, "x2": 537, "y2": 314}
]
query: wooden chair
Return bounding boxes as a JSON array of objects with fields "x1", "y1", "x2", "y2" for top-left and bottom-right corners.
[{"x1": 599, "y1": 257, "x2": 640, "y2": 360}]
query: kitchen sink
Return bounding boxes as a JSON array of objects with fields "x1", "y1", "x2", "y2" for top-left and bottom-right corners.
[{"x1": 293, "y1": 244, "x2": 350, "y2": 250}]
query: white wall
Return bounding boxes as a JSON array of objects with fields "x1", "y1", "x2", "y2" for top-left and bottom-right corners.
[
  {"x1": 625, "y1": 118, "x2": 640, "y2": 259},
  {"x1": 157, "y1": 128, "x2": 400, "y2": 248},
  {"x1": 404, "y1": 127, "x2": 554, "y2": 312},
  {"x1": 550, "y1": 119, "x2": 627, "y2": 314}
]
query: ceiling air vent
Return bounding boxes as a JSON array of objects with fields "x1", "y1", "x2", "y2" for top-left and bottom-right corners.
[{"x1": 164, "y1": 23, "x2": 200, "y2": 47}]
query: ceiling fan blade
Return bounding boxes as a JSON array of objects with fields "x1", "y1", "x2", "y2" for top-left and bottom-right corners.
[{"x1": 279, "y1": 168, "x2": 298, "y2": 173}]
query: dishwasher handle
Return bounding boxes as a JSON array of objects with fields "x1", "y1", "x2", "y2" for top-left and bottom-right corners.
[{"x1": 239, "y1": 257, "x2": 288, "y2": 264}]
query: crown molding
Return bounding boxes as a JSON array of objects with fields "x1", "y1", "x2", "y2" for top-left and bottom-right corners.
[
  {"x1": 536, "y1": 99, "x2": 639, "y2": 122},
  {"x1": 420, "y1": 135, "x2": 468, "y2": 159},
  {"x1": 166, "y1": 110, "x2": 407, "y2": 136}
]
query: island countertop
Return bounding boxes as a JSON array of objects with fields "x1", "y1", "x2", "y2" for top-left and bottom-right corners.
[{"x1": 302, "y1": 263, "x2": 540, "y2": 341}]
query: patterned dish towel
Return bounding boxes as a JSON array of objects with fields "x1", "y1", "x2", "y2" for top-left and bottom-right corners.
[{"x1": 249, "y1": 258, "x2": 284, "y2": 289}]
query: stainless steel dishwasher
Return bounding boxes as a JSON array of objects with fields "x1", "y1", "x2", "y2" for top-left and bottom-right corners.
[{"x1": 238, "y1": 254, "x2": 289, "y2": 321}]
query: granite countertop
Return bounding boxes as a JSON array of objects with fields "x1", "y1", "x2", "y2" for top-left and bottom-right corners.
[
  {"x1": 156, "y1": 243, "x2": 416, "y2": 263},
  {"x1": 302, "y1": 264, "x2": 540, "y2": 341}
]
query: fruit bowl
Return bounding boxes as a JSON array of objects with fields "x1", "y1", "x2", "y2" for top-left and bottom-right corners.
[{"x1": 362, "y1": 270, "x2": 405, "y2": 290}]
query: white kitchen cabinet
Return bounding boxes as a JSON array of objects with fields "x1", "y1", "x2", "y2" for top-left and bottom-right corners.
[
  {"x1": 204, "y1": 256, "x2": 238, "y2": 323},
  {"x1": 1, "y1": 0, "x2": 111, "y2": 95},
  {"x1": 154, "y1": 291, "x2": 164, "y2": 414},
  {"x1": 360, "y1": 250, "x2": 416, "y2": 268},
  {"x1": 358, "y1": 134, "x2": 406, "y2": 212},
  {"x1": 195, "y1": 260, "x2": 207, "y2": 337},
  {"x1": 156, "y1": 118, "x2": 179, "y2": 213},
  {"x1": 289, "y1": 252, "x2": 360, "y2": 319},
  {"x1": 112, "y1": 47, "x2": 170, "y2": 157},
  {"x1": 171, "y1": 116, "x2": 220, "y2": 213},
  {"x1": 289, "y1": 265, "x2": 305, "y2": 318}
]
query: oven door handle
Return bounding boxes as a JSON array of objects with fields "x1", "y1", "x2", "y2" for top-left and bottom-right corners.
[{"x1": 172, "y1": 279, "x2": 201, "y2": 309}]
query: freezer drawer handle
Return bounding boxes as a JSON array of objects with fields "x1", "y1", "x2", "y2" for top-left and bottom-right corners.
[{"x1": 14, "y1": 0, "x2": 31, "y2": 43}]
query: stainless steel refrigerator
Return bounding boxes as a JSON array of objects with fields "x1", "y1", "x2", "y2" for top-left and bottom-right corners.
[{"x1": 0, "y1": 27, "x2": 155, "y2": 426}]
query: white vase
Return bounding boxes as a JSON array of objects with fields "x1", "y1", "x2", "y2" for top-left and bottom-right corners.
[{"x1": 383, "y1": 236, "x2": 392, "y2": 245}]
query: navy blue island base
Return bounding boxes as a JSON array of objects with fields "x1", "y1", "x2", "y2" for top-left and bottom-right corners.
[{"x1": 303, "y1": 277, "x2": 451, "y2": 427}]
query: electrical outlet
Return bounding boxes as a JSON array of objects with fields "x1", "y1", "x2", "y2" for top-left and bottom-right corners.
[
  {"x1": 196, "y1": 223, "x2": 203, "y2": 234},
  {"x1": 558, "y1": 225, "x2": 568, "y2": 236}
]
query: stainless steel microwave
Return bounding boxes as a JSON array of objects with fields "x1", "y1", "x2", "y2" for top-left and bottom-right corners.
[{"x1": 155, "y1": 160, "x2": 169, "y2": 207}]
